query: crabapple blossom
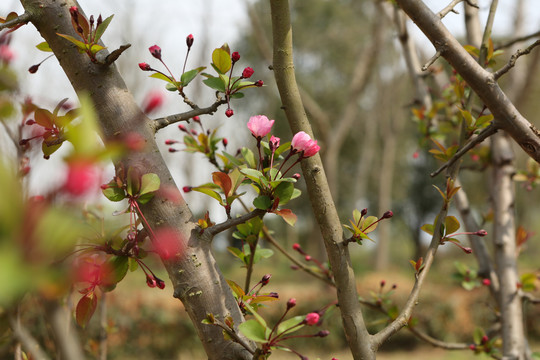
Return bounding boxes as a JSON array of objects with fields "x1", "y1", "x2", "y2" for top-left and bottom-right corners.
[
  {"x1": 291, "y1": 131, "x2": 320, "y2": 158},
  {"x1": 247, "y1": 115, "x2": 274, "y2": 139}
]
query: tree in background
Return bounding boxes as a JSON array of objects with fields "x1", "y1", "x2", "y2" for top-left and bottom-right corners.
[{"x1": 1, "y1": 0, "x2": 540, "y2": 360}]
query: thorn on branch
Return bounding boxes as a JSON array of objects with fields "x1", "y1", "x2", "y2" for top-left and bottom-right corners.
[
  {"x1": 493, "y1": 40, "x2": 540, "y2": 80},
  {"x1": 422, "y1": 50, "x2": 442, "y2": 71}
]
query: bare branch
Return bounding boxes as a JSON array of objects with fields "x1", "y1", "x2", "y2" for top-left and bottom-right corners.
[
  {"x1": 494, "y1": 40, "x2": 540, "y2": 80},
  {"x1": 422, "y1": 50, "x2": 442, "y2": 71},
  {"x1": 9, "y1": 315, "x2": 51, "y2": 360},
  {"x1": 0, "y1": 12, "x2": 31, "y2": 31},
  {"x1": 496, "y1": 30, "x2": 540, "y2": 50},
  {"x1": 207, "y1": 209, "x2": 266, "y2": 236},
  {"x1": 522, "y1": 292, "x2": 540, "y2": 304},
  {"x1": 262, "y1": 227, "x2": 335, "y2": 286},
  {"x1": 153, "y1": 99, "x2": 227, "y2": 131},
  {"x1": 408, "y1": 326, "x2": 470, "y2": 350},
  {"x1": 430, "y1": 124, "x2": 497, "y2": 177}
]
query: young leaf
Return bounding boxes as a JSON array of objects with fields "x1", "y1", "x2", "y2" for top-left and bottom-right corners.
[
  {"x1": 253, "y1": 195, "x2": 272, "y2": 210},
  {"x1": 212, "y1": 47, "x2": 232, "y2": 74},
  {"x1": 213, "y1": 172, "x2": 232, "y2": 197},
  {"x1": 226, "y1": 279, "x2": 245, "y2": 298},
  {"x1": 93, "y1": 15, "x2": 114, "y2": 43},
  {"x1": 274, "y1": 209, "x2": 297, "y2": 226},
  {"x1": 192, "y1": 187, "x2": 224, "y2": 205},
  {"x1": 150, "y1": 72, "x2": 175, "y2": 84},
  {"x1": 274, "y1": 181, "x2": 294, "y2": 206},
  {"x1": 102, "y1": 185, "x2": 126, "y2": 202},
  {"x1": 76, "y1": 292, "x2": 97, "y2": 327},
  {"x1": 202, "y1": 76, "x2": 226, "y2": 92},
  {"x1": 276, "y1": 316, "x2": 305, "y2": 336},
  {"x1": 57, "y1": 33, "x2": 88, "y2": 52},
  {"x1": 238, "y1": 319, "x2": 268, "y2": 343},
  {"x1": 139, "y1": 173, "x2": 160, "y2": 196},
  {"x1": 445, "y1": 216, "x2": 460, "y2": 235},
  {"x1": 181, "y1": 67, "x2": 206, "y2": 87},
  {"x1": 36, "y1": 41, "x2": 52, "y2": 52}
]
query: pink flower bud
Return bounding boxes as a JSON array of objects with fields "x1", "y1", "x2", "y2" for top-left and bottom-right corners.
[
  {"x1": 482, "y1": 278, "x2": 491, "y2": 286},
  {"x1": 178, "y1": 124, "x2": 187, "y2": 132},
  {"x1": 361, "y1": 208, "x2": 368, "y2": 216},
  {"x1": 222, "y1": 138, "x2": 228, "y2": 147},
  {"x1": 242, "y1": 67, "x2": 254, "y2": 79},
  {"x1": 255, "y1": 80, "x2": 263, "y2": 87},
  {"x1": 69, "y1": 6, "x2": 79, "y2": 19},
  {"x1": 380, "y1": 280, "x2": 386, "y2": 287},
  {"x1": 156, "y1": 278, "x2": 166, "y2": 289},
  {"x1": 139, "y1": 62, "x2": 151, "y2": 71},
  {"x1": 268, "y1": 292, "x2": 279, "y2": 298},
  {"x1": 316, "y1": 330, "x2": 330, "y2": 337},
  {"x1": 305, "y1": 255, "x2": 311, "y2": 261},
  {"x1": 293, "y1": 243, "x2": 301, "y2": 251},
  {"x1": 168, "y1": 148, "x2": 177, "y2": 153},
  {"x1": 186, "y1": 34, "x2": 194, "y2": 49},
  {"x1": 382, "y1": 210, "x2": 393, "y2": 219},
  {"x1": 146, "y1": 275, "x2": 157, "y2": 288},
  {"x1": 149, "y1": 45, "x2": 162, "y2": 60},
  {"x1": 190, "y1": 129, "x2": 197, "y2": 135},
  {"x1": 291, "y1": 131, "x2": 320, "y2": 158},
  {"x1": 64, "y1": 160, "x2": 101, "y2": 196},
  {"x1": 261, "y1": 274, "x2": 272, "y2": 285},
  {"x1": 225, "y1": 108, "x2": 234, "y2": 118},
  {"x1": 165, "y1": 139, "x2": 177, "y2": 145},
  {"x1": 475, "y1": 229, "x2": 488, "y2": 237},
  {"x1": 269, "y1": 135, "x2": 280, "y2": 150},
  {"x1": 287, "y1": 298, "x2": 297, "y2": 309},
  {"x1": 293, "y1": 173, "x2": 301, "y2": 180},
  {"x1": 96, "y1": 14, "x2": 102, "y2": 27},
  {"x1": 463, "y1": 247, "x2": 473, "y2": 254},
  {"x1": 231, "y1": 52, "x2": 240, "y2": 62},
  {"x1": 0, "y1": 45, "x2": 15, "y2": 64},
  {"x1": 183, "y1": 186, "x2": 192, "y2": 193},
  {"x1": 305, "y1": 312, "x2": 320, "y2": 326},
  {"x1": 247, "y1": 115, "x2": 274, "y2": 139},
  {"x1": 481, "y1": 335, "x2": 488, "y2": 344},
  {"x1": 143, "y1": 90, "x2": 165, "y2": 114},
  {"x1": 469, "y1": 344, "x2": 476, "y2": 351},
  {"x1": 193, "y1": 115, "x2": 201, "y2": 122}
]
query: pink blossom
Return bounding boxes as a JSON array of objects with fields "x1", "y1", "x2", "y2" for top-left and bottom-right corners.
[
  {"x1": 0, "y1": 45, "x2": 15, "y2": 64},
  {"x1": 143, "y1": 90, "x2": 165, "y2": 114},
  {"x1": 291, "y1": 131, "x2": 320, "y2": 158},
  {"x1": 64, "y1": 160, "x2": 101, "y2": 196},
  {"x1": 153, "y1": 228, "x2": 184, "y2": 260},
  {"x1": 269, "y1": 135, "x2": 280, "y2": 150},
  {"x1": 305, "y1": 312, "x2": 320, "y2": 326},
  {"x1": 247, "y1": 115, "x2": 274, "y2": 139},
  {"x1": 149, "y1": 45, "x2": 162, "y2": 60}
]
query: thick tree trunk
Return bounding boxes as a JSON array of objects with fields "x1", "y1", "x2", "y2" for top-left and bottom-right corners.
[{"x1": 20, "y1": 1, "x2": 252, "y2": 358}]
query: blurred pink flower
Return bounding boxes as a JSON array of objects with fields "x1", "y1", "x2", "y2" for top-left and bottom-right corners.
[
  {"x1": 64, "y1": 160, "x2": 101, "y2": 196},
  {"x1": 143, "y1": 90, "x2": 165, "y2": 114},
  {"x1": 305, "y1": 312, "x2": 320, "y2": 326}
]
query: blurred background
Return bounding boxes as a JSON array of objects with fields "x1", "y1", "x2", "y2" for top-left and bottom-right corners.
[{"x1": 1, "y1": 0, "x2": 540, "y2": 359}]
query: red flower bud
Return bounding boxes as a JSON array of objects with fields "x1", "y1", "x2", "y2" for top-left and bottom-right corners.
[
  {"x1": 190, "y1": 129, "x2": 197, "y2": 135},
  {"x1": 469, "y1": 344, "x2": 476, "y2": 351},
  {"x1": 193, "y1": 115, "x2": 200, "y2": 122},
  {"x1": 25, "y1": 119, "x2": 36, "y2": 125},
  {"x1": 305, "y1": 312, "x2": 320, "y2": 326},
  {"x1": 222, "y1": 138, "x2": 228, "y2": 147},
  {"x1": 242, "y1": 67, "x2": 254, "y2": 79},
  {"x1": 316, "y1": 330, "x2": 330, "y2": 337},
  {"x1": 168, "y1": 148, "x2": 178, "y2": 153},
  {"x1": 225, "y1": 109, "x2": 234, "y2": 118},
  {"x1": 293, "y1": 173, "x2": 301, "y2": 180},
  {"x1": 380, "y1": 280, "x2": 386, "y2": 287},
  {"x1": 178, "y1": 124, "x2": 187, "y2": 132},
  {"x1": 361, "y1": 208, "x2": 368, "y2": 216},
  {"x1": 100, "y1": 183, "x2": 109, "y2": 190},
  {"x1": 139, "y1": 62, "x2": 151, "y2": 71},
  {"x1": 261, "y1": 274, "x2": 272, "y2": 285},
  {"x1": 165, "y1": 139, "x2": 178, "y2": 145},
  {"x1": 482, "y1": 278, "x2": 491, "y2": 286},
  {"x1": 255, "y1": 80, "x2": 264, "y2": 87},
  {"x1": 156, "y1": 278, "x2": 165, "y2": 289},
  {"x1": 268, "y1": 292, "x2": 279, "y2": 298},
  {"x1": 183, "y1": 186, "x2": 192, "y2": 193},
  {"x1": 69, "y1": 6, "x2": 79, "y2": 19},
  {"x1": 149, "y1": 45, "x2": 162, "y2": 60},
  {"x1": 463, "y1": 247, "x2": 473, "y2": 254},
  {"x1": 146, "y1": 275, "x2": 157, "y2": 288},
  {"x1": 28, "y1": 64, "x2": 40, "y2": 73},
  {"x1": 382, "y1": 210, "x2": 393, "y2": 219},
  {"x1": 186, "y1": 34, "x2": 194, "y2": 49},
  {"x1": 305, "y1": 255, "x2": 312, "y2": 261},
  {"x1": 89, "y1": 15, "x2": 94, "y2": 26},
  {"x1": 96, "y1": 14, "x2": 103, "y2": 27},
  {"x1": 231, "y1": 51, "x2": 240, "y2": 62},
  {"x1": 475, "y1": 229, "x2": 488, "y2": 237},
  {"x1": 481, "y1": 335, "x2": 488, "y2": 344}
]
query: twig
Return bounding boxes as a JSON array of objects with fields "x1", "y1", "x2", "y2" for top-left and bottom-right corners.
[
  {"x1": 422, "y1": 50, "x2": 441, "y2": 71},
  {"x1": 430, "y1": 124, "x2": 497, "y2": 177},
  {"x1": 9, "y1": 315, "x2": 51, "y2": 360},
  {"x1": 103, "y1": 44, "x2": 131, "y2": 65},
  {"x1": 207, "y1": 209, "x2": 266, "y2": 236},
  {"x1": 437, "y1": 0, "x2": 478, "y2": 19},
  {"x1": 494, "y1": 40, "x2": 540, "y2": 80},
  {"x1": 496, "y1": 30, "x2": 540, "y2": 50},
  {"x1": 408, "y1": 326, "x2": 470, "y2": 349},
  {"x1": 0, "y1": 12, "x2": 31, "y2": 31},
  {"x1": 522, "y1": 292, "x2": 540, "y2": 304},
  {"x1": 153, "y1": 99, "x2": 227, "y2": 132},
  {"x1": 262, "y1": 227, "x2": 335, "y2": 286},
  {"x1": 211, "y1": 319, "x2": 256, "y2": 355}
]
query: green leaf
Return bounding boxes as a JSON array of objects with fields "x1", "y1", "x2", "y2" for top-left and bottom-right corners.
[
  {"x1": 253, "y1": 195, "x2": 272, "y2": 210},
  {"x1": 212, "y1": 47, "x2": 232, "y2": 74},
  {"x1": 36, "y1": 41, "x2": 52, "y2": 52},
  {"x1": 150, "y1": 72, "x2": 175, "y2": 84},
  {"x1": 139, "y1": 173, "x2": 160, "y2": 196},
  {"x1": 353, "y1": 209, "x2": 362, "y2": 225},
  {"x1": 226, "y1": 279, "x2": 245, "y2": 298},
  {"x1": 42, "y1": 141, "x2": 62, "y2": 157},
  {"x1": 93, "y1": 15, "x2": 114, "y2": 43},
  {"x1": 230, "y1": 92, "x2": 244, "y2": 99},
  {"x1": 76, "y1": 292, "x2": 97, "y2": 327},
  {"x1": 102, "y1": 185, "x2": 126, "y2": 202},
  {"x1": 241, "y1": 148, "x2": 257, "y2": 169},
  {"x1": 34, "y1": 108, "x2": 55, "y2": 128},
  {"x1": 227, "y1": 246, "x2": 245, "y2": 262},
  {"x1": 181, "y1": 67, "x2": 206, "y2": 87},
  {"x1": 420, "y1": 223, "x2": 434, "y2": 236},
  {"x1": 276, "y1": 316, "x2": 305, "y2": 336},
  {"x1": 361, "y1": 216, "x2": 378, "y2": 233},
  {"x1": 89, "y1": 44, "x2": 106, "y2": 55},
  {"x1": 202, "y1": 76, "x2": 226, "y2": 92},
  {"x1": 238, "y1": 319, "x2": 268, "y2": 343},
  {"x1": 445, "y1": 216, "x2": 460, "y2": 235},
  {"x1": 473, "y1": 327, "x2": 485, "y2": 345},
  {"x1": 240, "y1": 168, "x2": 265, "y2": 183},
  {"x1": 57, "y1": 33, "x2": 87, "y2": 51},
  {"x1": 274, "y1": 181, "x2": 294, "y2": 206},
  {"x1": 192, "y1": 187, "x2": 224, "y2": 205},
  {"x1": 101, "y1": 255, "x2": 129, "y2": 291}
]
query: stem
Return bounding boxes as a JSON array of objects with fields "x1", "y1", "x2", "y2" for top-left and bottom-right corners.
[{"x1": 244, "y1": 240, "x2": 258, "y2": 294}]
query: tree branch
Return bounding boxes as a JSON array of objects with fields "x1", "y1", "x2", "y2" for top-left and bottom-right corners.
[
  {"x1": 153, "y1": 99, "x2": 227, "y2": 132},
  {"x1": 207, "y1": 209, "x2": 266, "y2": 236},
  {"x1": 0, "y1": 12, "x2": 31, "y2": 31},
  {"x1": 9, "y1": 315, "x2": 51, "y2": 360},
  {"x1": 395, "y1": 0, "x2": 540, "y2": 163},
  {"x1": 269, "y1": 1, "x2": 372, "y2": 358},
  {"x1": 407, "y1": 326, "x2": 470, "y2": 350},
  {"x1": 437, "y1": 0, "x2": 478, "y2": 19},
  {"x1": 496, "y1": 30, "x2": 540, "y2": 50},
  {"x1": 494, "y1": 40, "x2": 540, "y2": 80},
  {"x1": 430, "y1": 124, "x2": 497, "y2": 177}
]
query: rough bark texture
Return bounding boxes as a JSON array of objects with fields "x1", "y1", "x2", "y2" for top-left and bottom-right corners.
[{"x1": 20, "y1": 1, "x2": 252, "y2": 358}]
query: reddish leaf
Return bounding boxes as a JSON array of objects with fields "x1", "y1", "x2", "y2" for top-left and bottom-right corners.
[
  {"x1": 274, "y1": 209, "x2": 297, "y2": 226},
  {"x1": 34, "y1": 108, "x2": 55, "y2": 128},
  {"x1": 76, "y1": 292, "x2": 97, "y2": 327},
  {"x1": 212, "y1": 172, "x2": 232, "y2": 196}
]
